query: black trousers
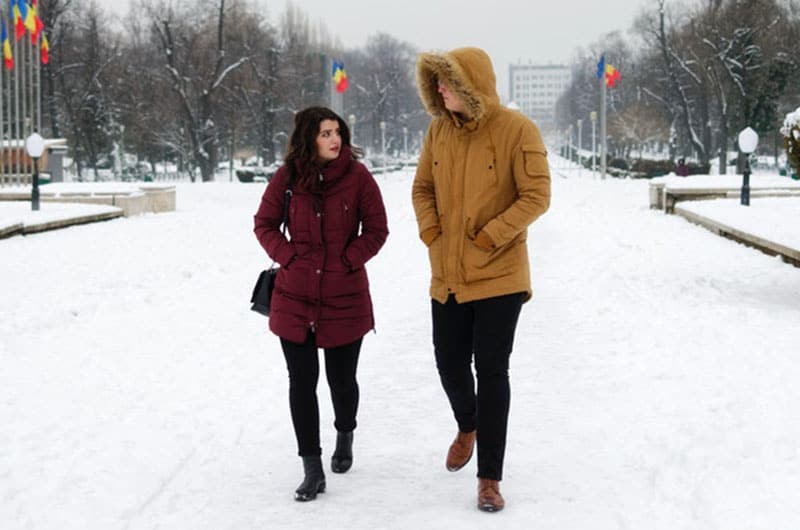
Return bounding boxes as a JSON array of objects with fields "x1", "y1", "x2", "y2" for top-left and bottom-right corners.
[
  {"x1": 280, "y1": 333, "x2": 363, "y2": 457},
  {"x1": 432, "y1": 292, "x2": 525, "y2": 481}
]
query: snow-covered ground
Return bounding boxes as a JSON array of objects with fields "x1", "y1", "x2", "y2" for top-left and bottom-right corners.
[{"x1": 2, "y1": 161, "x2": 799, "y2": 529}]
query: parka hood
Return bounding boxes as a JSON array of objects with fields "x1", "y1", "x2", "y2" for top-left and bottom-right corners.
[{"x1": 416, "y1": 47, "x2": 501, "y2": 124}]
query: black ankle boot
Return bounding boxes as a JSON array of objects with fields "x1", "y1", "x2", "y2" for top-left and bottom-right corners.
[
  {"x1": 295, "y1": 456, "x2": 326, "y2": 502},
  {"x1": 331, "y1": 431, "x2": 353, "y2": 474}
]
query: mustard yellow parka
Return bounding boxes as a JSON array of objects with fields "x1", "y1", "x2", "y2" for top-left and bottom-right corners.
[{"x1": 412, "y1": 47, "x2": 551, "y2": 304}]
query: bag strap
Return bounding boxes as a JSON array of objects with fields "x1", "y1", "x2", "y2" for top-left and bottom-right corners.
[
  {"x1": 281, "y1": 183, "x2": 292, "y2": 236},
  {"x1": 268, "y1": 173, "x2": 295, "y2": 272}
]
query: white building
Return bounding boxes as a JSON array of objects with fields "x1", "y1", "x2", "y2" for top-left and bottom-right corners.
[{"x1": 509, "y1": 64, "x2": 571, "y2": 133}]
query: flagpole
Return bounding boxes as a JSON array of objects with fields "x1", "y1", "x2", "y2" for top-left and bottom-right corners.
[
  {"x1": 600, "y1": 67, "x2": 607, "y2": 180},
  {"x1": 36, "y1": 32, "x2": 41, "y2": 134},
  {"x1": 13, "y1": 27, "x2": 20, "y2": 185},
  {"x1": 0, "y1": 27, "x2": 4, "y2": 187}
]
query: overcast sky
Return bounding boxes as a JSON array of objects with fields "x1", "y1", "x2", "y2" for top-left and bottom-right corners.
[{"x1": 99, "y1": 0, "x2": 650, "y2": 100}]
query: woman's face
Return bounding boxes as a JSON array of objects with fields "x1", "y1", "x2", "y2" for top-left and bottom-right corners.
[
  {"x1": 437, "y1": 80, "x2": 466, "y2": 114},
  {"x1": 316, "y1": 119, "x2": 342, "y2": 163}
]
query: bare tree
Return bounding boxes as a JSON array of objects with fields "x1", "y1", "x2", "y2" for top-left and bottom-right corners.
[{"x1": 150, "y1": 0, "x2": 249, "y2": 181}]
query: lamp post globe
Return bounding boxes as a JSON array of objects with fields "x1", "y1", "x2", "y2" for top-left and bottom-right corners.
[
  {"x1": 26, "y1": 133, "x2": 45, "y2": 211},
  {"x1": 737, "y1": 127, "x2": 759, "y2": 206}
]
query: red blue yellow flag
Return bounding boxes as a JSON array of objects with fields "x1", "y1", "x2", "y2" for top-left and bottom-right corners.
[
  {"x1": 40, "y1": 31, "x2": 48, "y2": 64},
  {"x1": 13, "y1": 0, "x2": 25, "y2": 41},
  {"x1": 2, "y1": 22, "x2": 13, "y2": 70},
  {"x1": 596, "y1": 55, "x2": 621, "y2": 87},
  {"x1": 29, "y1": 1, "x2": 44, "y2": 44},
  {"x1": 332, "y1": 60, "x2": 348, "y2": 93},
  {"x1": 24, "y1": 1, "x2": 37, "y2": 35}
]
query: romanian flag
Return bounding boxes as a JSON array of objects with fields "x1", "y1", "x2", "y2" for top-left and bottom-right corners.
[
  {"x1": 596, "y1": 55, "x2": 621, "y2": 87},
  {"x1": 40, "y1": 31, "x2": 48, "y2": 64},
  {"x1": 2, "y1": 22, "x2": 12, "y2": 70},
  {"x1": 332, "y1": 60, "x2": 348, "y2": 93},
  {"x1": 13, "y1": 0, "x2": 25, "y2": 41},
  {"x1": 24, "y1": 1, "x2": 37, "y2": 35},
  {"x1": 29, "y1": 1, "x2": 44, "y2": 44}
]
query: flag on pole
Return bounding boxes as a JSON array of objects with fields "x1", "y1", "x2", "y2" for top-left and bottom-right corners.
[
  {"x1": 332, "y1": 60, "x2": 348, "y2": 93},
  {"x1": 24, "y1": 1, "x2": 37, "y2": 35},
  {"x1": 13, "y1": 0, "x2": 25, "y2": 41},
  {"x1": 40, "y1": 31, "x2": 48, "y2": 64},
  {"x1": 2, "y1": 22, "x2": 13, "y2": 70},
  {"x1": 29, "y1": 1, "x2": 44, "y2": 44},
  {"x1": 596, "y1": 55, "x2": 621, "y2": 87}
]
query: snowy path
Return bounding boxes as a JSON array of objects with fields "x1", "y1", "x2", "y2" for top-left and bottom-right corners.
[{"x1": 2, "y1": 170, "x2": 799, "y2": 529}]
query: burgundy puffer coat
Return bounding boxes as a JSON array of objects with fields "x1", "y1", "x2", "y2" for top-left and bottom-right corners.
[{"x1": 254, "y1": 146, "x2": 388, "y2": 347}]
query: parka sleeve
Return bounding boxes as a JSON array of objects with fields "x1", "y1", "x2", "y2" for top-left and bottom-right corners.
[
  {"x1": 343, "y1": 167, "x2": 389, "y2": 270},
  {"x1": 480, "y1": 121, "x2": 551, "y2": 247},
  {"x1": 411, "y1": 125, "x2": 441, "y2": 246},
  {"x1": 253, "y1": 167, "x2": 297, "y2": 267}
]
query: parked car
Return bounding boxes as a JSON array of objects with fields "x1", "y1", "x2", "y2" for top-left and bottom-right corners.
[{"x1": 235, "y1": 161, "x2": 280, "y2": 183}]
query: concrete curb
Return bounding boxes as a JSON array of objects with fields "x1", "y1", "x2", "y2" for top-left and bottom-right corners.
[
  {"x1": 674, "y1": 205, "x2": 800, "y2": 267},
  {"x1": 21, "y1": 209, "x2": 124, "y2": 235},
  {"x1": 0, "y1": 222, "x2": 24, "y2": 238}
]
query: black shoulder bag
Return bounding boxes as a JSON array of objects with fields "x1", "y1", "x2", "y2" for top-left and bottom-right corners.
[{"x1": 250, "y1": 181, "x2": 293, "y2": 316}]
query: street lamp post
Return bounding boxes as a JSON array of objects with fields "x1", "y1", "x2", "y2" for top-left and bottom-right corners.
[
  {"x1": 402, "y1": 126, "x2": 408, "y2": 158},
  {"x1": 738, "y1": 127, "x2": 759, "y2": 206},
  {"x1": 25, "y1": 133, "x2": 45, "y2": 211},
  {"x1": 380, "y1": 121, "x2": 387, "y2": 169},
  {"x1": 590, "y1": 111, "x2": 597, "y2": 176},
  {"x1": 577, "y1": 119, "x2": 583, "y2": 177},
  {"x1": 566, "y1": 124, "x2": 573, "y2": 166},
  {"x1": 348, "y1": 114, "x2": 356, "y2": 145}
]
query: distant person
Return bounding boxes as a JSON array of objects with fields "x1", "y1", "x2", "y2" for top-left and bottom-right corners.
[
  {"x1": 253, "y1": 106, "x2": 388, "y2": 502},
  {"x1": 676, "y1": 158, "x2": 689, "y2": 176},
  {"x1": 411, "y1": 47, "x2": 551, "y2": 513}
]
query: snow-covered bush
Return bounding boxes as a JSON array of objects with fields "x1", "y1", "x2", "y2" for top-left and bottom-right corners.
[{"x1": 781, "y1": 107, "x2": 800, "y2": 174}]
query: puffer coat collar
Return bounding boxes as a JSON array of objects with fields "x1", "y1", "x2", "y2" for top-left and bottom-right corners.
[{"x1": 293, "y1": 144, "x2": 354, "y2": 188}]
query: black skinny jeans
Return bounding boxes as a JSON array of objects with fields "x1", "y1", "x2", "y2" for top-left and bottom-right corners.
[
  {"x1": 280, "y1": 333, "x2": 363, "y2": 457},
  {"x1": 432, "y1": 292, "x2": 525, "y2": 481}
]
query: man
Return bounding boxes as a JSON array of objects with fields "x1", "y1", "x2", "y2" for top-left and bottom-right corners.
[{"x1": 411, "y1": 47, "x2": 551, "y2": 512}]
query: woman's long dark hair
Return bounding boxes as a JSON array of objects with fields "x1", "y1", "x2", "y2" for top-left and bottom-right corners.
[{"x1": 284, "y1": 106, "x2": 362, "y2": 191}]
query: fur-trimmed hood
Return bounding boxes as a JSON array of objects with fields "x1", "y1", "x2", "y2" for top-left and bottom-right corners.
[{"x1": 416, "y1": 47, "x2": 501, "y2": 124}]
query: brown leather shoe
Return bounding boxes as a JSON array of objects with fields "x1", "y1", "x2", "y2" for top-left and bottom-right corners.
[
  {"x1": 445, "y1": 430, "x2": 476, "y2": 471},
  {"x1": 477, "y1": 478, "x2": 505, "y2": 512}
]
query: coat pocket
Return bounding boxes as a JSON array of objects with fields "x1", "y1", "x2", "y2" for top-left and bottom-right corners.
[
  {"x1": 462, "y1": 238, "x2": 521, "y2": 283},
  {"x1": 428, "y1": 234, "x2": 444, "y2": 280},
  {"x1": 522, "y1": 144, "x2": 548, "y2": 176}
]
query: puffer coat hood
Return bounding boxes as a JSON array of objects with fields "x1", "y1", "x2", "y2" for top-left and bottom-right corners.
[{"x1": 416, "y1": 47, "x2": 501, "y2": 124}]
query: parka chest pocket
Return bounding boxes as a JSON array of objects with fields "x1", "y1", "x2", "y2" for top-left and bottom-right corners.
[
  {"x1": 325, "y1": 197, "x2": 358, "y2": 235},
  {"x1": 288, "y1": 199, "x2": 311, "y2": 239},
  {"x1": 522, "y1": 144, "x2": 548, "y2": 176}
]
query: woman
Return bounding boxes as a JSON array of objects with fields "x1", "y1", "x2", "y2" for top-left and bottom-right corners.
[{"x1": 254, "y1": 106, "x2": 388, "y2": 502}]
